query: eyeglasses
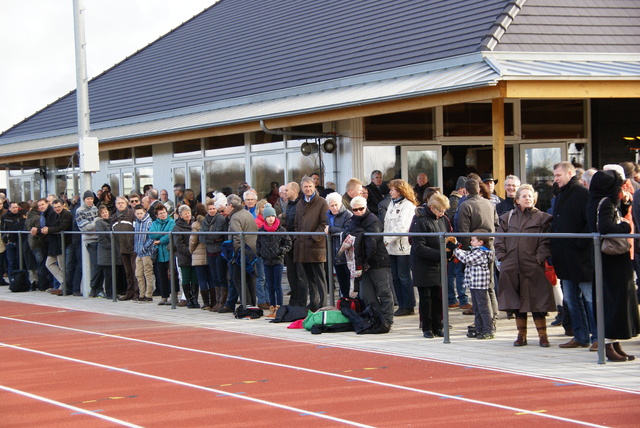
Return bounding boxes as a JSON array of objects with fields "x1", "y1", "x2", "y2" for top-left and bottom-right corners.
[
  {"x1": 130, "y1": 200, "x2": 139, "y2": 204},
  {"x1": 352, "y1": 206, "x2": 366, "y2": 212}
]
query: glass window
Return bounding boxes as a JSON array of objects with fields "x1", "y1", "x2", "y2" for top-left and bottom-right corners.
[
  {"x1": 109, "y1": 173, "x2": 120, "y2": 197},
  {"x1": 173, "y1": 167, "x2": 185, "y2": 196},
  {"x1": 173, "y1": 139, "x2": 202, "y2": 157},
  {"x1": 523, "y1": 146, "x2": 563, "y2": 212},
  {"x1": 287, "y1": 152, "x2": 319, "y2": 185},
  {"x1": 23, "y1": 181, "x2": 31, "y2": 202},
  {"x1": 137, "y1": 167, "x2": 153, "y2": 193},
  {"x1": 253, "y1": 131, "x2": 284, "y2": 152},
  {"x1": 204, "y1": 134, "x2": 245, "y2": 157},
  {"x1": 204, "y1": 158, "x2": 245, "y2": 193},
  {"x1": 9, "y1": 179, "x2": 21, "y2": 202},
  {"x1": 250, "y1": 154, "x2": 285, "y2": 200},
  {"x1": 365, "y1": 109, "x2": 434, "y2": 140},
  {"x1": 134, "y1": 145, "x2": 153, "y2": 164},
  {"x1": 363, "y1": 145, "x2": 400, "y2": 182},
  {"x1": 444, "y1": 103, "x2": 514, "y2": 137},
  {"x1": 189, "y1": 165, "x2": 202, "y2": 202},
  {"x1": 406, "y1": 149, "x2": 438, "y2": 187},
  {"x1": 123, "y1": 172, "x2": 134, "y2": 196},
  {"x1": 33, "y1": 179, "x2": 42, "y2": 200},
  {"x1": 109, "y1": 148, "x2": 132, "y2": 165},
  {"x1": 521, "y1": 100, "x2": 585, "y2": 139}
]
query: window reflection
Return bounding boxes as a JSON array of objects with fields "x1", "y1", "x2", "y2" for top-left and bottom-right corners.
[
  {"x1": 251, "y1": 154, "x2": 284, "y2": 199},
  {"x1": 524, "y1": 147, "x2": 562, "y2": 212},
  {"x1": 205, "y1": 159, "x2": 245, "y2": 193},
  {"x1": 363, "y1": 145, "x2": 399, "y2": 181}
]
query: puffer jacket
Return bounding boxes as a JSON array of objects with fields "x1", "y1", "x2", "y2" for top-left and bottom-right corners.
[
  {"x1": 173, "y1": 217, "x2": 194, "y2": 267},
  {"x1": 189, "y1": 215, "x2": 207, "y2": 266},
  {"x1": 256, "y1": 219, "x2": 292, "y2": 265},
  {"x1": 383, "y1": 197, "x2": 415, "y2": 256}
]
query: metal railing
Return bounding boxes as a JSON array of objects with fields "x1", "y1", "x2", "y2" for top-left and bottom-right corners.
[{"x1": 4, "y1": 228, "x2": 636, "y2": 364}]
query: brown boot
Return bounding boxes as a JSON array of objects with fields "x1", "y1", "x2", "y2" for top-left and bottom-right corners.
[
  {"x1": 613, "y1": 342, "x2": 634, "y2": 361},
  {"x1": 514, "y1": 316, "x2": 527, "y2": 346},
  {"x1": 534, "y1": 317, "x2": 550, "y2": 347},
  {"x1": 213, "y1": 287, "x2": 228, "y2": 312},
  {"x1": 606, "y1": 343, "x2": 628, "y2": 362},
  {"x1": 211, "y1": 287, "x2": 221, "y2": 311},
  {"x1": 200, "y1": 289, "x2": 211, "y2": 310}
]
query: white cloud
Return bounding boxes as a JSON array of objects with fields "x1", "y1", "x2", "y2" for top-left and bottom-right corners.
[{"x1": 0, "y1": 0, "x2": 215, "y2": 133}]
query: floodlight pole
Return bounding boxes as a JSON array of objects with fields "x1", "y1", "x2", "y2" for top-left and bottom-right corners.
[{"x1": 73, "y1": 0, "x2": 98, "y2": 297}]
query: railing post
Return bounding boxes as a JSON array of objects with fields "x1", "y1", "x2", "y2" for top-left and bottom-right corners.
[
  {"x1": 439, "y1": 232, "x2": 450, "y2": 344},
  {"x1": 60, "y1": 231, "x2": 66, "y2": 296},
  {"x1": 326, "y1": 233, "x2": 335, "y2": 306},
  {"x1": 110, "y1": 231, "x2": 117, "y2": 301},
  {"x1": 240, "y1": 232, "x2": 247, "y2": 308},
  {"x1": 593, "y1": 234, "x2": 605, "y2": 364},
  {"x1": 169, "y1": 230, "x2": 176, "y2": 309}
]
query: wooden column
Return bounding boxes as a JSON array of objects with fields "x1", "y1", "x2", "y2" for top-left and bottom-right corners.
[{"x1": 492, "y1": 98, "x2": 506, "y2": 198}]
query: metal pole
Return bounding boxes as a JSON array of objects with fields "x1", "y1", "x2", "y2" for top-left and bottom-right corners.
[
  {"x1": 73, "y1": 0, "x2": 96, "y2": 298},
  {"x1": 240, "y1": 233, "x2": 247, "y2": 308},
  {"x1": 110, "y1": 231, "x2": 117, "y2": 302},
  {"x1": 439, "y1": 233, "x2": 450, "y2": 343},
  {"x1": 60, "y1": 231, "x2": 66, "y2": 296},
  {"x1": 326, "y1": 233, "x2": 335, "y2": 306},
  {"x1": 169, "y1": 231, "x2": 176, "y2": 309},
  {"x1": 593, "y1": 236, "x2": 605, "y2": 364}
]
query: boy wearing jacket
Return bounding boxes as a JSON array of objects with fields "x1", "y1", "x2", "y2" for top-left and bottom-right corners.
[{"x1": 134, "y1": 205, "x2": 155, "y2": 302}]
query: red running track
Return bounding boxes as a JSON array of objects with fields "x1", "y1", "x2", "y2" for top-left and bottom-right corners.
[{"x1": 0, "y1": 301, "x2": 638, "y2": 427}]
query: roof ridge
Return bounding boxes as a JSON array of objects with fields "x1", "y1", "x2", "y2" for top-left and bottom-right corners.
[{"x1": 481, "y1": 0, "x2": 527, "y2": 51}]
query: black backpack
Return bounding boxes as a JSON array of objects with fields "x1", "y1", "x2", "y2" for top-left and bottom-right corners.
[{"x1": 9, "y1": 270, "x2": 30, "y2": 292}]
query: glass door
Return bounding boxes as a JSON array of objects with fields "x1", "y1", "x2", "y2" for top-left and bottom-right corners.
[
  {"x1": 173, "y1": 162, "x2": 203, "y2": 202},
  {"x1": 520, "y1": 143, "x2": 568, "y2": 212},
  {"x1": 401, "y1": 145, "x2": 442, "y2": 189}
]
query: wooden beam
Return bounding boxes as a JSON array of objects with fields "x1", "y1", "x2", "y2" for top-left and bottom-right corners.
[
  {"x1": 492, "y1": 98, "x2": 506, "y2": 198},
  {"x1": 505, "y1": 80, "x2": 640, "y2": 99}
]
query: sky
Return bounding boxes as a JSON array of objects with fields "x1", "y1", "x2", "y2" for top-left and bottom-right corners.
[{"x1": 0, "y1": 0, "x2": 216, "y2": 134}]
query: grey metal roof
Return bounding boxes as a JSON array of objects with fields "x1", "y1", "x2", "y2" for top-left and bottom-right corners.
[
  {"x1": 0, "y1": 0, "x2": 510, "y2": 140},
  {"x1": 493, "y1": 0, "x2": 640, "y2": 53}
]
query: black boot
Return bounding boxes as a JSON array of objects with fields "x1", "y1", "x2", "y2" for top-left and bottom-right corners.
[
  {"x1": 190, "y1": 284, "x2": 200, "y2": 309},
  {"x1": 183, "y1": 284, "x2": 194, "y2": 308}
]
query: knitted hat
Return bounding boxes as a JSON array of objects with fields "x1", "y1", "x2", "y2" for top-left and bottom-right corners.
[
  {"x1": 263, "y1": 203, "x2": 276, "y2": 218},
  {"x1": 83, "y1": 190, "x2": 94, "y2": 200},
  {"x1": 455, "y1": 176, "x2": 467, "y2": 190}
]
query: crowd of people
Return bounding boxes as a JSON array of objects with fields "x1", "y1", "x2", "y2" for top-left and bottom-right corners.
[{"x1": 1, "y1": 162, "x2": 639, "y2": 361}]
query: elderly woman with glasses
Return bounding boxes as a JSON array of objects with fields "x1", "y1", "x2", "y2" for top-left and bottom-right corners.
[
  {"x1": 344, "y1": 196, "x2": 394, "y2": 326},
  {"x1": 409, "y1": 194, "x2": 450, "y2": 338},
  {"x1": 324, "y1": 192, "x2": 353, "y2": 298}
]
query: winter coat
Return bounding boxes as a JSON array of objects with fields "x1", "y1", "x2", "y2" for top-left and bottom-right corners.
[
  {"x1": 46, "y1": 208, "x2": 73, "y2": 257},
  {"x1": 228, "y1": 206, "x2": 258, "y2": 252},
  {"x1": 112, "y1": 207, "x2": 135, "y2": 255},
  {"x1": 293, "y1": 193, "x2": 328, "y2": 263},
  {"x1": 173, "y1": 217, "x2": 194, "y2": 267},
  {"x1": 133, "y1": 212, "x2": 154, "y2": 257},
  {"x1": 408, "y1": 206, "x2": 448, "y2": 288},
  {"x1": 25, "y1": 209, "x2": 47, "y2": 250},
  {"x1": 189, "y1": 215, "x2": 207, "y2": 266},
  {"x1": 95, "y1": 217, "x2": 120, "y2": 266},
  {"x1": 550, "y1": 175, "x2": 593, "y2": 282},
  {"x1": 365, "y1": 181, "x2": 388, "y2": 215},
  {"x1": 454, "y1": 246, "x2": 493, "y2": 290},
  {"x1": 586, "y1": 170, "x2": 640, "y2": 340},
  {"x1": 495, "y1": 207, "x2": 555, "y2": 313},
  {"x1": 496, "y1": 196, "x2": 515, "y2": 216},
  {"x1": 149, "y1": 217, "x2": 175, "y2": 263},
  {"x1": 327, "y1": 205, "x2": 353, "y2": 265},
  {"x1": 344, "y1": 209, "x2": 390, "y2": 271},
  {"x1": 383, "y1": 197, "x2": 415, "y2": 256},
  {"x1": 456, "y1": 194, "x2": 498, "y2": 247},
  {"x1": 199, "y1": 212, "x2": 227, "y2": 254},
  {"x1": 256, "y1": 221, "x2": 292, "y2": 265},
  {"x1": 1, "y1": 210, "x2": 24, "y2": 244},
  {"x1": 446, "y1": 191, "x2": 463, "y2": 223}
]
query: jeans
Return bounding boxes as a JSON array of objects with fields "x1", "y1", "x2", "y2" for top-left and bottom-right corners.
[
  {"x1": 194, "y1": 265, "x2": 212, "y2": 291},
  {"x1": 86, "y1": 242, "x2": 104, "y2": 294},
  {"x1": 390, "y1": 255, "x2": 415, "y2": 309},
  {"x1": 264, "y1": 263, "x2": 284, "y2": 306},
  {"x1": 447, "y1": 260, "x2": 467, "y2": 305},
  {"x1": 5, "y1": 242, "x2": 19, "y2": 277},
  {"x1": 470, "y1": 288, "x2": 493, "y2": 335},
  {"x1": 208, "y1": 253, "x2": 227, "y2": 289},
  {"x1": 561, "y1": 279, "x2": 593, "y2": 344},
  {"x1": 254, "y1": 257, "x2": 268, "y2": 304}
]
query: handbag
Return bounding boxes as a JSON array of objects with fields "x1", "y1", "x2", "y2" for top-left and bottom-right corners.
[
  {"x1": 597, "y1": 198, "x2": 631, "y2": 255},
  {"x1": 544, "y1": 259, "x2": 557, "y2": 285}
]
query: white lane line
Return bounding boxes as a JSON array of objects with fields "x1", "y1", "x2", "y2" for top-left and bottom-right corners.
[
  {"x1": 0, "y1": 343, "x2": 373, "y2": 428},
  {"x1": 0, "y1": 316, "x2": 610, "y2": 427},
  {"x1": 0, "y1": 384, "x2": 143, "y2": 427}
]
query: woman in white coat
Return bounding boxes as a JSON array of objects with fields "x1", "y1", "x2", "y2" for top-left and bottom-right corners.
[{"x1": 384, "y1": 179, "x2": 418, "y2": 316}]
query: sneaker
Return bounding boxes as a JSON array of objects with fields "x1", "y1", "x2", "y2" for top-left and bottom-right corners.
[
  {"x1": 477, "y1": 333, "x2": 495, "y2": 340},
  {"x1": 131, "y1": 297, "x2": 140, "y2": 302},
  {"x1": 423, "y1": 330, "x2": 435, "y2": 339},
  {"x1": 146, "y1": 297, "x2": 153, "y2": 302},
  {"x1": 394, "y1": 308, "x2": 415, "y2": 316},
  {"x1": 218, "y1": 305, "x2": 234, "y2": 313},
  {"x1": 72, "y1": 292, "x2": 83, "y2": 297},
  {"x1": 97, "y1": 292, "x2": 106, "y2": 298},
  {"x1": 466, "y1": 331, "x2": 477, "y2": 338}
]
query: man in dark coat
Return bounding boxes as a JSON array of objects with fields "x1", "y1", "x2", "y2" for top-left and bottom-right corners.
[
  {"x1": 294, "y1": 176, "x2": 328, "y2": 311},
  {"x1": 496, "y1": 174, "x2": 520, "y2": 216},
  {"x1": 413, "y1": 173, "x2": 431, "y2": 206},
  {"x1": 551, "y1": 161, "x2": 595, "y2": 349},
  {"x1": 113, "y1": 196, "x2": 139, "y2": 301},
  {"x1": 43, "y1": 199, "x2": 73, "y2": 294},
  {"x1": 282, "y1": 181, "x2": 306, "y2": 307},
  {"x1": 365, "y1": 170, "x2": 389, "y2": 215}
]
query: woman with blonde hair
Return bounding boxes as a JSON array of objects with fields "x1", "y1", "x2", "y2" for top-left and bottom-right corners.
[{"x1": 384, "y1": 179, "x2": 418, "y2": 316}]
